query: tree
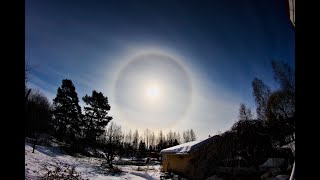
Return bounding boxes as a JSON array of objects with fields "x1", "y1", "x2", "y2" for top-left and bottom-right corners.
[
  {"x1": 157, "y1": 130, "x2": 165, "y2": 151},
  {"x1": 271, "y1": 60, "x2": 295, "y2": 95},
  {"x1": 176, "y1": 132, "x2": 182, "y2": 144},
  {"x1": 25, "y1": 62, "x2": 39, "y2": 101},
  {"x1": 229, "y1": 119, "x2": 273, "y2": 168},
  {"x1": 132, "y1": 129, "x2": 139, "y2": 150},
  {"x1": 252, "y1": 78, "x2": 271, "y2": 121},
  {"x1": 266, "y1": 90, "x2": 294, "y2": 120},
  {"x1": 100, "y1": 122, "x2": 123, "y2": 168},
  {"x1": 173, "y1": 139, "x2": 179, "y2": 146},
  {"x1": 125, "y1": 130, "x2": 133, "y2": 146},
  {"x1": 51, "y1": 79, "x2": 82, "y2": 142},
  {"x1": 183, "y1": 129, "x2": 196, "y2": 143},
  {"x1": 82, "y1": 90, "x2": 113, "y2": 146},
  {"x1": 265, "y1": 61, "x2": 295, "y2": 146},
  {"x1": 183, "y1": 130, "x2": 191, "y2": 143},
  {"x1": 166, "y1": 130, "x2": 175, "y2": 147},
  {"x1": 144, "y1": 128, "x2": 150, "y2": 150},
  {"x1": 158, "y1": 130, "x2": 164, "y2": 143},
  {"x1": 25, "y1": 61, "x2": 36, "y2": 85},
  {"x1": 270, "y1": 60, "x2": 295, "y2": 121},
  {"x1": 25, "y1": 89, "x2": 52, "y2": 153},
  {"x1": 26, "y1": 89, "x2": 52, "y2": 136},
  {"x1": 138, "y1": 140, "x2": 146, "y2": 157},
  {"x1": 148, "y1": 145, "x2": 153, "y2": 152},
  {"x1": 266, "y1": 90, "x2": 295, "y2": 146},
  {"x1": 25, "y1": 62, "x2": 34, "y2": 102},
  {"x1": 149, "y1": 132, "x2": 155, "y2": 150},
  {"x1": 190, "y1": 129, "x2": 196, "y2": 141},
  {"x1": 238, "y1": 103, "x2": 253, "y2": 121}
]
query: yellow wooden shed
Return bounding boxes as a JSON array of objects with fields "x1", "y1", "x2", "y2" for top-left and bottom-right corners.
[{"x1": 160, "y1": 135, "x2": 219, "y2": 178}]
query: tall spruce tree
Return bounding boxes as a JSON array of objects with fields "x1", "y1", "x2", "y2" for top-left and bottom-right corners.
[
  {"x1": 52, "y1": 79, "x2": 82, "y2": 142},
  {"x1": 82, "y1": 90, "x2": 113, "y2": 144}
]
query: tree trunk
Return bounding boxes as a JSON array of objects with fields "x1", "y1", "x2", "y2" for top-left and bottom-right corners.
[
  {"x1": 108, "y1": 135, "x2": 113, "y2": 168},
  {"x1": 32, "y1": 138, "x2": 37, "y2": 153}
]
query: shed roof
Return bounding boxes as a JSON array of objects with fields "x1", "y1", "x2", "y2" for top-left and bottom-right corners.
[{"x1": 160, "y1": 135, "x2": 219, "y2": 155}]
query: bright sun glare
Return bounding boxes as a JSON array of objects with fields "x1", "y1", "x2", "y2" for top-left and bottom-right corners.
[{"x1": 146, "y1": 84, "x2": 160, "y2": 100}]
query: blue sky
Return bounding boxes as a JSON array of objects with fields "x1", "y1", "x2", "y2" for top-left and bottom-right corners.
[{"x1": 26, "y1": 0, "x2": 295, "y2": 139}]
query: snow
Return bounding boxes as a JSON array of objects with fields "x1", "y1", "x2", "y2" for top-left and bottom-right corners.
[
  {"x1": 160, "y1": 140, "x2": 200, "y2": 154},
  {"x1": 25, "y1": 142, "x2": 162, "y2": 179},
  {"x1": 160, "y1": 135, "x2": 219, "y2": 154}
]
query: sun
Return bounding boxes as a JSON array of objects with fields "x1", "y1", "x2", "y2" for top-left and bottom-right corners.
[{"x1": 146, "y1": 84, "x2": 160, "y2": 100}]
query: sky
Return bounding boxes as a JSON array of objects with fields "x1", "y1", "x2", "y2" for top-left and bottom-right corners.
[{"x1": 26, "y1": 0, "x2": 295, "y2": 140}]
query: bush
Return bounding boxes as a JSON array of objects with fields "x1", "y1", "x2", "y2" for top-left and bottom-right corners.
[
  {"x1": 41, "y1": 165, "x2": 83, "y2": 180},
  {"x1": 109, "y1": 166, "x2": 122, "y2": 174}
]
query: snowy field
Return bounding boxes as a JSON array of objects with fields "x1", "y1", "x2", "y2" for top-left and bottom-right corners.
[{"x1": 25, "y1": 142, "x2": 162, "y2": 180}]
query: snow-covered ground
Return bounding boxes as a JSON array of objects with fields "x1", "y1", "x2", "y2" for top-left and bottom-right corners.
[{"x1": 25, "y1": 142, "x2": 162, "y2": 180}]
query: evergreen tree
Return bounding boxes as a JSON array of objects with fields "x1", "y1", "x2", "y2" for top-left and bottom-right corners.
[
  {"x1": 157, "y1": 139, "x2": 164, "y2": 152},
  {"x1": 138, "y1": 140, "x2": 146, "y2": 157},
  {"x1": 139, "y1": 140, "x2": 146, "y2": 152},
  {"x1": 148, "y1": 145, "x2": 153, "y2": 152},
  {"x1": 82, "y1": 90, "x2": 113, "y2": 144},
  {"x1": 52, "y1": 79, "x2": 82, "y2": 142},
  {"x1": 173, "y1": 139, "x2": 179, "y2": 146}
]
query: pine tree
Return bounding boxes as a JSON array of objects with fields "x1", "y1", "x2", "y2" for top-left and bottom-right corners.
[
  {"x1": 52, "y1": 79, "x2": 82, "y2": 142},
  {"x1": 173, "y1": 139, "x2": 179, "y2": 146},
  {"x1": 82, "y1": 90, "x2": 113, "y2": 145},
  {"x1": 138, "y1": 140, "x2": 146, "y2": 157}
]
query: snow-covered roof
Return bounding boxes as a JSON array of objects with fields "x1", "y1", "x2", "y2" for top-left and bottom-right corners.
[{"x1": 160, "y1": 135, "x2": 219, "y2": 155}]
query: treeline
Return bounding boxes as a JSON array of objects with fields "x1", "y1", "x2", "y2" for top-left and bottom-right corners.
[
  {"x1": 25, "y1": 66, "x2": 197, "y2": 166},
  {"x1": 188, "y1": 60, "x2": 295, "y2": 179},
  {"x1": 120, "y1": 128, "x2": 196, "y2": 153}
]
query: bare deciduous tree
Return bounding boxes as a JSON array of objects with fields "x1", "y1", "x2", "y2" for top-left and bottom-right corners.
[
  {"x1": 252, "y1": 78, "x2": 271, "y2": 121},
  {"x1": 144, "y1": 128, "x2": 150, "y2": 150},
  {"x1": 190, "y1": 129, "x2": 196, "y2": 141},
  {"x1": 271, "y1": 60, "x2": 295, "y2": 94},
  {"x1": 102, "y1": 122, "x2": 123, "y2": 168},
  {"x1": 183, "y1": 130, "x2": 191, "y2": 143},
  {"x1": 149, "y1": 132, "x2": 155, "y2": 149},
  {"x1": 132, "y1": 129, "x2": 139, "y2": 150},
  {"x1": 238, "y1": 103, "x2": 253, "y2": 121}
]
